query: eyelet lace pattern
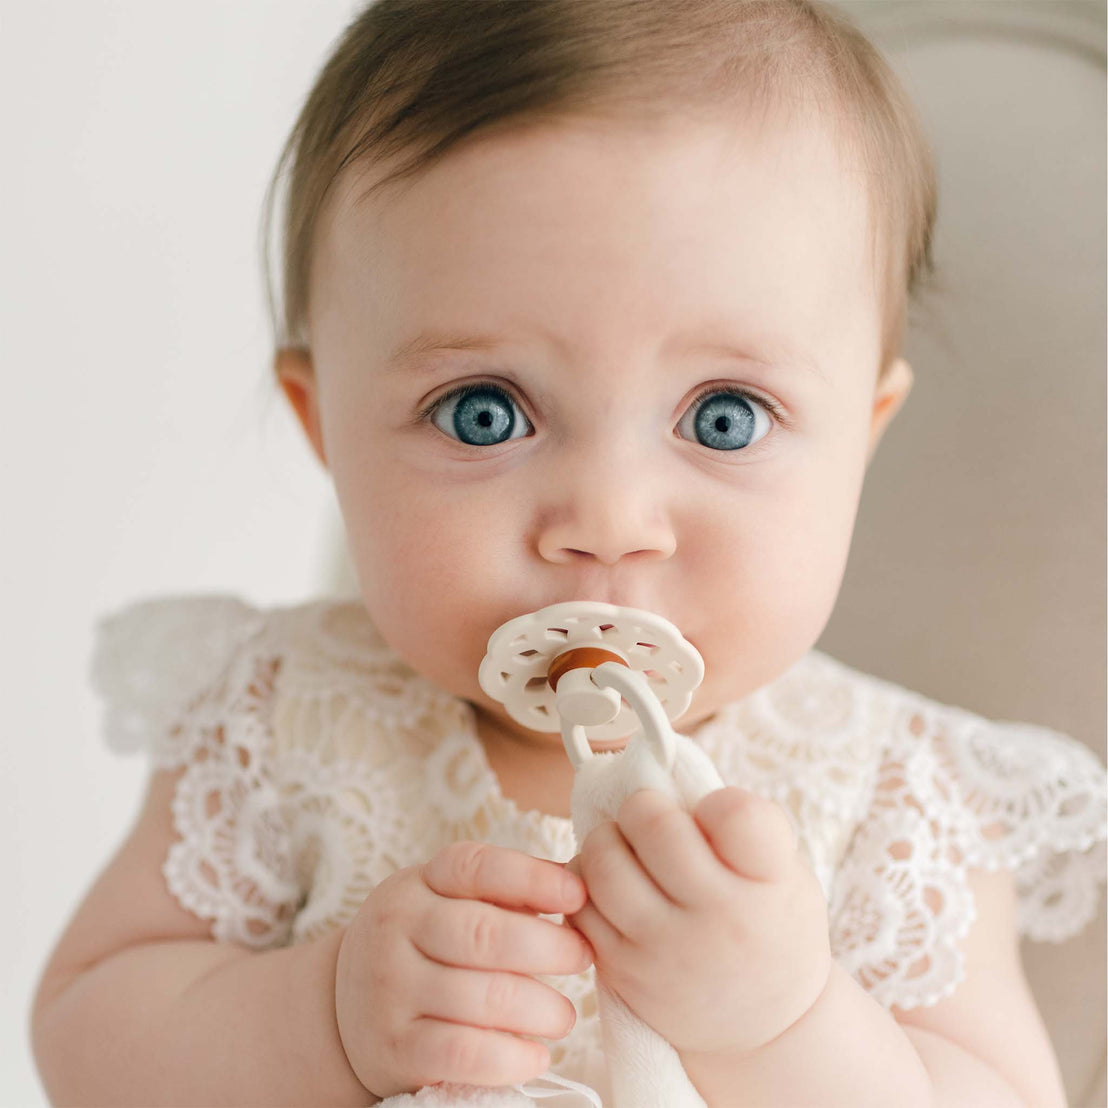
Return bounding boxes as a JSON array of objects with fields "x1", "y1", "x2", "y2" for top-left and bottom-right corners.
[{"x1": 91, "y1": 595, "x2": 1108, "y2": 1088}]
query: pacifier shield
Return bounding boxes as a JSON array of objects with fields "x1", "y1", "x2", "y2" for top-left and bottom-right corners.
[{"x1": 477, "y1": 601, "x2": 704, "y2": 739}]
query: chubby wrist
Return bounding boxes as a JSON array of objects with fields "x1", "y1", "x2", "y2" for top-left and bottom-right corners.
[
  {"x1": 319, "y1": 924, "x2": 383, "y2": 1103},
  {"x1": 678, "y1": 960, "x2": 932, "y2": 1108},
  {"x1": 678, "y1": 957, "x2": 836, "y2": 1080}
]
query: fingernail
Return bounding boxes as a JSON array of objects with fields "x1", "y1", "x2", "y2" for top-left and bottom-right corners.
[{"x1": 562, "y1": 872, "x2": 582, "y2": 900}]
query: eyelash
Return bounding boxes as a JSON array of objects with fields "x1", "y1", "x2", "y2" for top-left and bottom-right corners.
[
  {"x1": 687, "y1": 383, "x2": 788, "y2": 426},
  {"x1": 417, "y1": 380, "x2": 789, "y2": 440}
]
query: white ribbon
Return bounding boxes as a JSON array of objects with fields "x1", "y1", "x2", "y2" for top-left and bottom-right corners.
[{"x1": 513, "y1": 1070, "x2": 604, "y2": 1106}]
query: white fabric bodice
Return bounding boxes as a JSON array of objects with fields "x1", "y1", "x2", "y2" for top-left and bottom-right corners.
[{"x1": 91, "y1": 594, "x2": 1108, "y2": 1099}]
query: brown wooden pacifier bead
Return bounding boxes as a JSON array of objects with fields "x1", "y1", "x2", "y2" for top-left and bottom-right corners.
[{"x1": 547, "y1": 647, "x2": 629, "y2": 692}]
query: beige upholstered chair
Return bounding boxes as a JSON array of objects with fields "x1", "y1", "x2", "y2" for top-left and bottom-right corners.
[
  {"x1": 322, "y1": 3, "x2": 1107, "y2": 1102},
  {"x1": 825, "y1": 4, "x2": 1107, "y2": 1105}
]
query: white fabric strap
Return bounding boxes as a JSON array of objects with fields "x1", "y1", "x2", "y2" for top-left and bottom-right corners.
[{"x1": 514, "y1": 1071, "x2": 604, "y2": 1106}]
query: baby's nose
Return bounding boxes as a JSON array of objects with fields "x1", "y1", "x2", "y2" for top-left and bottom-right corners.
[{"x1": 535, "y1": 449, "x2": 676, "y2": 566}]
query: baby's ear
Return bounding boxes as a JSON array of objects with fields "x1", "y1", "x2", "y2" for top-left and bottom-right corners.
[
  {"x1": 275, "y1": 348, "x2": 327, "y2": 469},
  {"x1": 866, "y1": 357, "x2": 914, "y2": 465}
]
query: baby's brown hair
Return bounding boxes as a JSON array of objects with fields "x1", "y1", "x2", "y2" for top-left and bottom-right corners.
[{"x1": 261, "y1": 0, "x2": 937, "y2": 383}]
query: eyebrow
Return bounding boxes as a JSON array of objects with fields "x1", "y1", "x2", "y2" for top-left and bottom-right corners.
[
  {"x1": 384, "y1": 328, "x2": 826, "y2": 380},
  {"x1": 386, "y1": 330, "x2": 508, "y2": 369}
]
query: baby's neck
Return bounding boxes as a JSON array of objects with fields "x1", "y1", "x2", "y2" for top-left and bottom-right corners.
[{"x1": 474, "y1": 711, "x2": 578, "y2": 820}]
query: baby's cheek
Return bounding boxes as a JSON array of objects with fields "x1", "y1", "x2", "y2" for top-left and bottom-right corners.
[
  {"x1": 691, "y1": 581, "x2": 832, "y2": 712},
  {"x1": 710, "y1": 490, "x2": 854, "y2": 662},
  {"x1": 359, "y1": 526, "x2": 511, "y2": 699}
]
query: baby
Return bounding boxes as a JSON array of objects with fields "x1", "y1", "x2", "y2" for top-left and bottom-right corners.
[{"x1": 30, "y1": 1, "x2": 1106, "y2": 1106}]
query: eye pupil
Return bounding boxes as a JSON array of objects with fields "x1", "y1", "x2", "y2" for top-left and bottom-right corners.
[
  {"x1": 715, "y1": 416, "x2": 730, "y2": 432},
  {"x1": 477, "y1": 411, "x2": 492, "y2": 427}
]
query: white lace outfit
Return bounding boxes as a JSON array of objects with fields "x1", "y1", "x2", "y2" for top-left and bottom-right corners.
[{"x1": 91, "y1": 594, "x2": 1108, "y2": 1104}]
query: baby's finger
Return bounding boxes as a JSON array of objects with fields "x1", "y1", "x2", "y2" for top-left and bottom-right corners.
[
  {"x1": 408, "y1": 1017, "x2": 551, "y2": 1088},
  {"x1": 615, "y1": 788, "x2": 726, "y2": 907},
  {"x1": 563, "y1": 897, "x2": 623, "y2": 966},
  {"x1": 693, "y1": 787, "x2": 797, "y2": 882},
  {"x1": 412, "y1": 897, "x2": 592, "y2": 976},
  {"x1": 415, "y1": 963, "x2": 578, "y2": 1042},
  {"x1": 561, "y1": 856, "x2": 623, "y2": 967},
  {"x1": 422, "y1": 841, "x2": 586, "y2": 915},
  {"x1": 576, "y1": 820, "x2": 674, "y2": 941}
]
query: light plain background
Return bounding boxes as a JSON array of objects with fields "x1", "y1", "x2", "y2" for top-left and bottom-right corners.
[
  {"x1": 3, "y1": 2, "x2": 1105, "y2": 1106},
  {"x1": 3, "y1": 3, "x2": 355, "y2": 1104}
]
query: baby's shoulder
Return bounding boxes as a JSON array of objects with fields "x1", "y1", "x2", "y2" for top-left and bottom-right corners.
[
  {"x1": 91, "y1": 593, "x2": 271, "y2": 759},
  {"x1": 791, "y1": 648, "x2": 1105, "y2": 874},
  {"x1": 777, "y1": 647, "x2": 1105, "y2": 793},
  {"x1": 89, "y1": 593, "x2": 483, "y2": 949},
  {"x1": 775, "y1": 651, "x2": 1108, "y2": 1011},
  {"x1": 707, "y1": 647, "x2": 1105, "y2": 926},
  {"x1": 702, "y1": 645, "x2": 1101, "y2": 824},
  {"x1": 90, "y1": 591, "x2": 469, "y2": 766},
  {"x1": 90, "y1": 591, "x2": 373, "y2": 676}
]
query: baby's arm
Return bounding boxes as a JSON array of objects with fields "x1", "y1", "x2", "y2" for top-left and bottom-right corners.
[
  {"x1": 31, "y1": 766, "x2": 593, "y2": 1106},
  {"x1": 678, "y1": 866, "x2": 1064, "y2": 1108},
  {"x1": 30, "y1": 767, "x2": 371, "y2": 1106}
]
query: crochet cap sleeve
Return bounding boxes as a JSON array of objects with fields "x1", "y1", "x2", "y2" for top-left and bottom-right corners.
[
  {"x1": 90, "y1": 594, "x2": 267, "y2": 766},
  {"x1": 829, "y1": 690, "x2": 1107, "y2": 1012},
  {"x1": 91, "y1": 594, "x2": 303, "y2": 948}
]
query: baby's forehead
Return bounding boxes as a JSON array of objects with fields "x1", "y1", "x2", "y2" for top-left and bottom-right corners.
[
  {"x1": 313, "y1": 132, "x2": 881, "y2": 385},
  {"x1": 322, "y1": 108, "x2": 878, "y2": 299},
  {"x1": 268, "y1": 0, "x2": 932, "y2": 375}
]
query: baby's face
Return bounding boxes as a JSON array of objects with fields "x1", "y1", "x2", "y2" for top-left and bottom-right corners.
[{"x1": 286, "y1": 109, "x2": 911, "y2": 747}]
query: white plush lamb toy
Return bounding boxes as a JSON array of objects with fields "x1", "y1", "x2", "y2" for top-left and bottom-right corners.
[{"x1": 378, "y1": 602, "x2": 724, "y2": 1108}]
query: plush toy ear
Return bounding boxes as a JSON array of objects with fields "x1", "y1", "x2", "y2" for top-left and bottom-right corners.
[
  {"x1": 275, "y1": 347, "x2": 327, "y2": 469},
  {"x1": 867, "y1": 357, "x2": 914, "y2": 465}
]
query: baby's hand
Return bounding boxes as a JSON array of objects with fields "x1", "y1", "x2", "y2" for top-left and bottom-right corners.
[
  {"x1": 565, "y1": 787, "x2": 831, "y2": 1059},
  {"x1": 334, "y1": 842, "x2": 594, "y2": 1099}
]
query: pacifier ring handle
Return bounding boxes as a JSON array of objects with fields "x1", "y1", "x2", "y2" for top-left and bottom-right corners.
[
  {"x1": 591, "y1": 662, "x2": 676, "y2": 772},
  {"x1": 553, "y1": 661, "x2": 677, "y2": 770},
  {"x1": 548, "y1": 648, "x2": 632, "y2": 767}
]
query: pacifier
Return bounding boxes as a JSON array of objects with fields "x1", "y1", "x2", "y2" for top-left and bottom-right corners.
[{"x1": 477, "y1": 602, "x2": 705, "y2": 771}]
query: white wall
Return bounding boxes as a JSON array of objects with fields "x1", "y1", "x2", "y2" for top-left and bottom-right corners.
[{"x1": 2, "y1": 3, "x2": 356, "y2": 1103}]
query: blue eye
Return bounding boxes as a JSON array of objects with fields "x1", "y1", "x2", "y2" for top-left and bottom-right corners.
[
  {"x1": 427, "y1": 383, "x2": 532, "y2": 446},
  {"x1": 676, "y1": 388, "x2": 774, "y2": 451}
]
